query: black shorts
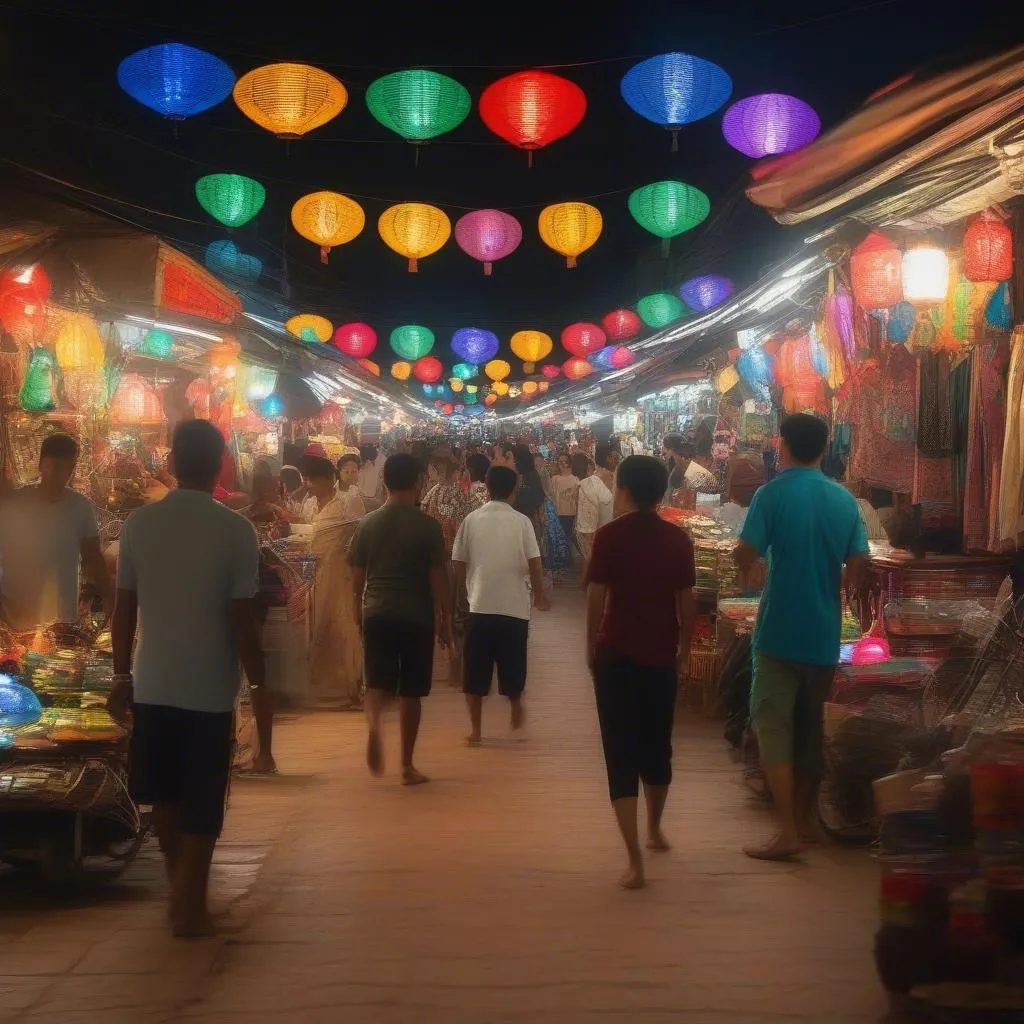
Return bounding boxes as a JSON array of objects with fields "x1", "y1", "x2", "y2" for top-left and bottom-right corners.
[
  {"x1": 463, "y1": 613, "x2": 529, "y2": 699},
  {"x1": 363, "y1": 617, "x2": 434, "y2": 699},
  {"x1": 129, "y1": 703, "x2": 234, "y2": 837}
]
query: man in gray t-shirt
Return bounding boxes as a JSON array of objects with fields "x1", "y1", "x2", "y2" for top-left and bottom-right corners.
[{"x1": 349, "y1": 453, "x2": 450, "y2": 787}]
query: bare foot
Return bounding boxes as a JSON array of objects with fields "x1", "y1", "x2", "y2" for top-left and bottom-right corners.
[
  {"x1": 619, "y1": 862, "x2": 645, "y2": 890},
  {"x1": 646, "y1": 829, "x2": 671, "y2": 852},
  {"x1": 466, "y1": 735, "x2": 482, "y2": 747},
  {"x1": 366, "y1": 728, "x2": 384, "y2": 777},
  {"x1": 401, "y1": 767, "x2": 429, "y2": 786},
  {"x1": 510, "y1": 701, "x2": 525, "y2": 731},
  {"x1": 743, "y1": 834, "x2": 803, "y2": 861}
]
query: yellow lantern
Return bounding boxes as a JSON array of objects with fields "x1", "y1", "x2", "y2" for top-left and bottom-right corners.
[
  {"x1": 465, "y1": 384, "x2": 478, "y2": 395},
  {"x1": 286, "y1": 314, "x2": 333, "y2": 343},
  {"x1": 485, "y1": 358, "x2": 511, "y2": 382},
  {"x1": 391, "y1": 361, "x2": 412, "y2": 381},
  {"x1": 491, "y1": 380, "x2": 510, "y2": 396},
  {"x1": 378, "y1": 203, "x2": 451, "y2": 272},
  {"x1": 902, "y1": 245, "x2": 950, "y2": 305},
  {"x1": 538, "y1": 202, "x2": 603, "y2": 268},
  {"x1": 510, "y1": 329, "x2": 552, "y2": 374},
  {"x1": 233, "y1": 63, "x2": 347, "y2": 139},
  {"x1": 522, "y1": 380, "x2": 538, "y2": 395},
  {"x1": 291, "y1": 191, "x2": 365, "y2": 264},
  {"x1": 449, "y1": 377, "x2": 464, "y2": 393},
  {"x1": 55, "y1": 312, "x2": 104, "y2": 370},
  {"x1": 715, "y1": 364, "x2": 740, "y2": 394}
]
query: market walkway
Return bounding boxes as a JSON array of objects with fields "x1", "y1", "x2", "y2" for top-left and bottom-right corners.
[{"x1": 0, "y1": 590, "x2": 893, "y2": 1024}]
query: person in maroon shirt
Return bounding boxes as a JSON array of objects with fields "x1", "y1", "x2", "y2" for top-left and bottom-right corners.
[{"x1": 585, "y1": 455, "x2": 696, "y2": 890}]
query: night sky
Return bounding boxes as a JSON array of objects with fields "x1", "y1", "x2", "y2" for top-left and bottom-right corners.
[{"x1": 0, "y1": 0, "x2": 1015, "y2": 371}]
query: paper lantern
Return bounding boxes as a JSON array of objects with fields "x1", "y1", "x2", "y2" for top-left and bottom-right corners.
[
  {"x1": 963, "y1": 210, "x2": 1013, "y2": 283},
  {"x1": 442, "y1": 403, "x2": 454, "y2": 415},
  {"x1": 332, "y1": 322, "x2": 377, "y2": 358},
  {"x1": 208, "y1": 338, "x2": 240, "y2": 369},
  {"x1": 522, "y1": 380, "x2": 538, "y2": 395},
  {"x1": 737, "y1": 347, "x2": 774, "y2": 402},
  {"x1": 850, "y1": 634, "x2": 890, "y2": 665},
  {"x1": 541, "y1": 364, "x2": 560, "y2": 380},
  {"x1": 721, "y1": 93, "x2": 820, "y2": 159},
  {"x1": 449, "y1": 377, "x2": 465, "y2": 393},
  {"x1": 452, "y1": 328, "x2": 499, "y2": 364},
  {"x1": 850, "y1": 231, "x2": 902, "y2": 309},
  {"x1": 479, "y1": 70, "x2": 586, "y2": 164},
  {"x1": 491, "y1": 380, "x2": 510, "y2": 396},
  {"x1": 233, "y1": 63, "x2": 347, "y2": 138},
  {"x1": 451, "y1": 362, "x2": 477, "y2": 381},
  {"x1": 561, "y1": 322, "x2": 606, "y2": 358},
  {"x1": 454, "y1": 210, "x2": 522, "y2": 275},
  {"x1": 110, "y1": 373, "x2": 164, "y2": 424},
  {"x1": 563, "y1": 357, "x2": 592, "y2": 381},
  {"x1": 412, "y1": 356, "x2": 443, "y2": 384},
  {"x1": 607, "y1": 345, "x2": 636, "y2": 369},
  {"x1": 621, "y1": 52, "x2": 732, "y2": 149},
  {"x1": 359, "y1": 358, "x2": 380, "y2": 376},
  {"x1": 205, "y1": 240, "x2": 263, "y2": 282},
  {"x1": 286, "y1": 314, "x2": 333, "y2": 343},
  {"x1": 628, "y1": 181, "x2": 710, "y2": 255},
  {"x1": 887, "y1": 302, "x2": 917, "y2": 343},
  {"x1": 903, "y1": 246, "x2": 949, "y2": 305},
  {"x1": 118, "y1": 43, "x2": 234, "y2": 120},
  {"x1": 484, "y1": 393, "x2": 497, "y2": 406},
  {"x1": 0, "y1": 675, "x2": 42, "y2": 729},
  {"x1": 378, "y1": 203, "x2": 451, "y2": 272},
  {"x1": 592, "y1": 347, "x2": 615, "y2": 370},
  {"x1": 0, "y1": 264, "x2": 50, "y2": 343},
  {"x1": 390, "y1": 324, "x2": 435, "y2": 360},
  {"x1": 679, "y1": 275, "x2": 734, "y2": 312},
  {"x1": 140, "y1": 329, "x2": 174, "y2": 359},
  {"x1": 54, "y1": 313, "x2": 105, "y2": 370},
  {"x1": 19, "y1": 347, "x2": 56, "y2": 412},
  {"x1": 291, "y1": 191, "x2": 365, "y2": 264},
  {"x1": 510, "y1": 330, "x2": 552, "y2": 373},
  {"x1": 366, "y1": 69, "x2": 471, "y2": 141},
  {"x1": 259, "y1": 393, "x2": 285, "y2": 418},
  {"x1": 391, "y1": 361, "x2": 412, "y2": 381},
  {"x1": 243, "y1": 365, "x2": 278, "y2": 401},
  {"x1": 485, "y1": 359, "x2": 511, "y2": 382},
  {"x1": 715, "y1": 365, "x2": 739, "y2": 394},
  {"x1": 465, "y1": 384, "x2": 478, "y2": 395},
  {"x1": 637, "y1": 292, "x2": 686, "y2": 329},
  {"x1": 195, "y1": 174, "x2": 265, "y2": 228},
  {"x1": 537, "y1": 202, "x2": 602, "y2": 268},
  {"x1": 601, "y1": 309, "x2": 642, "y2": 341},
  {"x1": 538, "y1": 380, "x2": 550, "y2": 393},
  {"x1": 186, "y1": 377, "x2": 211, "y2": 418}
]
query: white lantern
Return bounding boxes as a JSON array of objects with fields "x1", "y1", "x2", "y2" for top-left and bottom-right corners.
[{"x1": 902, "y1": 246, "x2": 949, "y2": 304}]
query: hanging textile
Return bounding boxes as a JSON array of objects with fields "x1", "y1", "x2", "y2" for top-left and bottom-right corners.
[
  {"x1": 849, "y1": 351, "x2": 915, "y2": 493},
  {"x1": 917, "y1": 352, "x2": 953, "y2": 456},
  {"x1": 950, "y1": 351, "x2": 972, "y2": 508},
  {"x1": 998, "y1": 327, "x2": 1024, "y2": 546},
  {"x1": 964, "y1": 338, "x2": 1009, "y2": 551}
]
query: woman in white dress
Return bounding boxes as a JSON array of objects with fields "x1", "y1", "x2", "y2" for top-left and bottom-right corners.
[
  {"x1": 336, "y1": 452, "x2": 366, "y2": 522},
  {"x1": 571, "y1": 452, "x2": 612, "y2": 579}
]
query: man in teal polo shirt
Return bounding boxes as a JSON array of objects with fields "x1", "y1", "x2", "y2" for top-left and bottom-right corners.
[{"x1": 735, "y1": 413, "x2": 868, "y2": 861}]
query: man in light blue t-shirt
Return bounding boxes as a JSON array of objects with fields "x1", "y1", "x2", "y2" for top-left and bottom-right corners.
[{"x1": 735, "y1": 413, "x2": 868, "y2": 861}]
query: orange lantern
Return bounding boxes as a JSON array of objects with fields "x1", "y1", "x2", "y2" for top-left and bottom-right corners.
[
  {"x1": 378, "y1": 203, "x2": 451, "y2": 272},
  {"x1": 208, "y1": 338, "x2": 241, "y2": 369},
  {"x1": 110, "y1": 373, "x2": 164, "y2": 425},
  {"x1": 391, "y1": 361, "x2": 412, "y2": 381},
  {"x1": 55, "y1": 312, "x2": 105, "y2": 370},
  {"x1": 491, "y1": 380, "x2": 510, "y2": 397},
  {"x1": 484, "y1": 358, "x2": 511, "y2": 382},
  {"x1": 233, "y1": 63, "x2": 347, "y2": 139},
  {"x1": 358, "y1": 358, "x2": 380, "y2": 376},
  {"x1": 484, "y1": 393, "x2": 497, "y2": 406},
  {"x1": 510, "y1": 329, "x2": 553, "y2": 374},
  {"x1": 522, "y1": 380, "x2": 538, "y2": 395},
  {"x1": 562, "y1": 357, "x2": 593, "y2": 380},
  {"x1": 291, "y1": 192, "x2": 365, "y2": 264},
  {"x1": 538, "y1": 202, "x2": 602, "y2": 268}
]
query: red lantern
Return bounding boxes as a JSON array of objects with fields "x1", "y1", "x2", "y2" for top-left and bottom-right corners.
[
  {"x1": 479, "y1": 70, "x2": 586, "y2": 166},
  {"x1": 963, "y1": 210, "x2": 1013, "y2": 283},
  {"x1": 608, "y1": 346, "x2": 636, "y2": 369},
  {"x1": 850, "y1": 231, "x2": 902, "y2": 309},
  {"x1": 601, "y1": 309, "x2": 642, "y2": 342},
  {"x1": 442, "y1": 403, "x2": 454, "y2": 415},
  {"x1": 563, "y1": 357, "x2": 593, "y2": 381},
  {"x1": 561, "y1": 322, "x2": 606, "y2": 358},
  {"x1": 0, "y1": 264, "x2": 51, "y2": 343},
  {"x1": 333, "y1": 321, "x2": 377, "y2": 358},
  {"x1": 541, "y1": 364, "x2": 561, "y2": 380},
  {"x1": 412, "y1": 355, "x2": 443, "y2": 383}
]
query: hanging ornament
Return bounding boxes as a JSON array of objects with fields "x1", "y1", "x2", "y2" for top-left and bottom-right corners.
[
  {"x1": 902, "y1": 246, "x2": 949, "y2": 305},
  {"x1": 561, "y1": 322, "x2": 606, "y2": 358},
  {"x1": 242, "y1": 365, "x2": 278, "y2": 402},
  {"x1": 601, "y1": 309, "x2": 642, "y2": 342},
  {"x1": 195, "y1": 174, "x2": 265, "y2": 228},
  {"x1": 359, "y1": 358, "x2": 380, "y2": 376},
  {"x1": 233, "y1": 63, "x2": 347, "y2": 138},
  {"x1": 441, "y1": 403, "x2": 454, "y2": 415},
  {"x1": 390, "y1": 324, "x2": 435, "y2": 360},
  {"x1": 491, "y1": 380, "x2": 510, "y2": 396},
  {"x1": 117, "y1": 43, "x2": 235, "y2": 120},
  {"x1": 679, "y1": 275, "x2": 734, "y2": 312},
  {"x1": 366, "y1": 69, "x2": 471, "y2": 143},
  {"x1": 412, "y1": 356, "x2": 443, "y2": 383},
  {"x1": 637, "y1": 292, "x2": 686, "y2": 328},
  {"x1": 484, "y1": 359, "x2": 511, "y2": 382},
  {"x1": 286, "y1": 314, "x2": 333, "y2": 344},
  {"x1": 479, "y1": 70, "x2": 586, "y2": 165},
  {"x1": 985, "y1": 282, "x2": 1012, "y2": 331},
  {"x1": 452, "y1": 328, "x2": 499, "y2": 364},
  {"x1": 606, "y1": 345, "x2": 636, "y2": 369},
  {"x1": 449, "y1": 377, "x2": 465, "y2": 393},
  {"x1": 627, "y1": 181, "x2": 710, "y2": 256},
  {"x1": 378, "y1": 203, "x2": 451, "y2": 272},
  {"x1": 454, "y1": 210, "x2": 522, "y2": 275},
  {"x1": 721, "y1": 93, "x2": 820, "y2": 158},
  {"x1": 333, "y1": 322, "x2": 377, "y2": 358},
  {"x1": 110, "y1": 373, "x2": 164, "y2": 424},
  {"x1": 541, "y1": 364, "x2": 561, "y2": 380},
  {"x1": 54, "y1": 313, "x2": 105, "y2": 370},
  {"x1": 963, "y1": 210, "x2": 1013, "y2": 283},
  {"x1": 291, "y1": 191, "x2": 365, "y2": 264},
  {"x1": 887, "y1": 302, "x2": 917, "y2": 343},
  {"x1": 391, "y1": 361, "x2": 412, "y2": 381},
  {"x1": 451, "y1": 362, "x2": 477, "y2": 381},
  {"x1": 205, "y1": 240, "x2": 263, "y2": 282},
  {"x1": 259, "y1": 393, "x2": 285, "y2": 418},
  {"x1": 537, "y1": 202, "x2": 602, "y2": 268},
  {"x1": 850, "y1": 231, "x2": 902, "y2": 309},
  {"x1": 19, "y1": 347, "x2": 56, "y2": 412},
  {"x1": 186, "y1": 377, "x2": 211, "y2": 418},
  {"x1": 484, "y1": 393, "x2": 498, "y2": 406},
  {"x1": 510, "y1": 330, "x2": 553, "y2": 374},
  {"x1": 140, "y1": 329, "x2": 174, "y2": 359},
  {"x1": 562, "y1": 357, "x2": 593, "y2": 381},
  {"x1": 0, "y1": 264, "x2": 50, "y2": 344},
  {"x1": 715, "y1": 365, "x2": 740, "y2": 394}
]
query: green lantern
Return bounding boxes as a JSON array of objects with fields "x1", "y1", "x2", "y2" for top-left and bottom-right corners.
[
  {"x1": 637, "y1": 292, "x2": 687, "y2": 329},
  {"x1": 140, "y1": 329, "x2": 174, "y2": 359},
  {"x1": 628, "y1": 181, "x2": 710, "y2": 257},
  {"x1": 390, "y1": 324, "x2": 435, "y2": 360},
  {"x1": 366, "y1": 70, "x2": 472, "y2": 142},
  {"x1": 195, "y1": 173, "x2": 266, "y2": 228},
  {"x1": 19, "y1": 347, "x2": 56, "y2": 412},
  {"x1": 452, "y1": 362, "x2": 478, "y2": 381}
]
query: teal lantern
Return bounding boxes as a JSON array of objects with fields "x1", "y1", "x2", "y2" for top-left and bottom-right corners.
[
  {"x1": 366, "y1": 69, "x2": 472, "y2": 143},
  {"x1": 628, "y1": 181, "x2": 710, "y2": 256},
  {"x1": 390, "y1": 324, "x2": 435, "y2": 360},
  {"x1": 452, "y1": 362, "x2": 478, "y2": 381},
  {"x1": 195, "y1": 173, "x2": 265, "y2": 228},
  {"x1": 637, "y1": 292, "x2": 687, "y2": 329},
  {"x1": 140, "y1": 329, "x2": 174, "y2": 359},
  {"x1": 19, "y1": 347, "x2": 57, "y2": 412}
]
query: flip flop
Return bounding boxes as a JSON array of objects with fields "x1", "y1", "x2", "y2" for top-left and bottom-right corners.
[{"x1": 743, "y1": 845, "x2": 804, "y2": 862}]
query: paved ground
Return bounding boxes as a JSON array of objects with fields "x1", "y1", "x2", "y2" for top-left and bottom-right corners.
[{"x1": 0, "y1": 591, "x2": 894, "y2": 1024}]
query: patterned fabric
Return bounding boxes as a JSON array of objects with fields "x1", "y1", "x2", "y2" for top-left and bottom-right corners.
[
  {"x1": 998, "y1": 327, "x2": 1024, "y2": 545},
  {"x1": 420, "y1": 481, "x2": 473, "y2": 556},
  {"x1": 468, "y1": 481, "x2": 489, "y2": 510},
  {"x1": 541, "y1": 498, "x2": 572, "y2": 573}
]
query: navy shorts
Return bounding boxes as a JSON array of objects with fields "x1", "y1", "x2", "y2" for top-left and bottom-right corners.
[
  {"x1": 129, "y1": 703, "x2": 234, "y2": 837},
  {"x1": 463, "y1": 613, "x2": 529, "y2": 699},
  {"x1": 362, "y1": 617, "x2": 434, "y2": 699}
]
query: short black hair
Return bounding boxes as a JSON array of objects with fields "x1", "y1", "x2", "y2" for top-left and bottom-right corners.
[
  {"x1": 616, "y1": 455, "x2": 668, "y2": 511},
  {"x1": 570, "y1": 452, "x2": 591, "y2": 479},
  {"x1": 662, "y1": 433, "x2": 685, "y2": 455},
  {"x1": 467, "y1": 452, "x2": 490, "y2": 483},
  {"x1": 359, "y1": 443, "x2": 378, "y2": 463},
  {"x1": 40, "y1": 433, "x2": 79, "y2": 462},
  {"x1": 337, "y1": 453, "x2": 360, "y2": 472},
  {"x1": 513, "y1": 444, "x2": 535, "y2": 476},
  {"x1": 383, "y1": 452, "x2": 422, "y2": 492},
  {"x1": 780, "y1": 412, "x2": 829, "y2": 465},
  {"x1": 172, "y1": 419, "x2": 225, "y2": 487},
  {"x1": 299, "y1": 454, "x2": 336, "y2": 481},
  {"x1": 486, "y1": 465, "x2": 518, "y2": 501},
  {"x1": 280, "y1": 466, "x2": 301, "y2": 492}
]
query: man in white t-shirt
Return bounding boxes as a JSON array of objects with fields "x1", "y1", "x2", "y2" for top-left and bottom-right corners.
[
  {"x1": 0, "y1": 433, "x2": 112, "y2": 631},
  {"x1": 452, "y1": 465, "x2": 550, "y2": 745}
]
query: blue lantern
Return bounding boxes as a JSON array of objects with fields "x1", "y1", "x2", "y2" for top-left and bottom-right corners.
[
  {"x1": 621, "y1": 53, "x2": 732, "y2": 149},
  {"x1": 592, "y1": 348, "x2": 616, "y2": 371},
  {"x1": 117, "y1": 43, "x2": 235, "y2": 120},
  {"x1": 0, "y1": 675, "x2": 42, "y2": 730},
  {"x1": 259, "y1": 393, "x2": 284, "y2": 418},
  {"x1": 205, "y1": 240, "x2": 263, "y2": 283},
  {"x1": 678, "y1": 274, "x2": 734, "y2": 313},
  {"x1": 887, "y1": 302, "x2": 916, "y2": 344},
  {"x1": 986, "y1": 283, "x2": 1012, "y2": 332},
  {"x1": 451, "y1": 328, "x2": 499, "y2": 365}
]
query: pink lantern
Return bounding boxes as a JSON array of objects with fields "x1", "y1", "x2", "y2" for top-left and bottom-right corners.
[
  {"x1": 333, "y1": 322, "x2": 377, "y2": 358},
  {"x1": 850, "y1": 634, "x2": 890, "y2": 665},
  {"x1": 454, "y1": 210, "x2": 523, "y2": 275},
  {"x1": 541, "y1": 364, "x2": 560, "y2": 380},
  {"x1": 561, "y1": 322, "x2": 606, "y2": 358},
  {"x1": 608, "y1": 345, "x2": 636, "y2": 369}
]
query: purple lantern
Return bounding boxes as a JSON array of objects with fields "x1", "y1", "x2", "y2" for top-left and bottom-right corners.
[
  {"x1": 454, "y1": 210, "x2": 523, "y2": 276},
  {"x1": 678, "y1": 275, "x2": 734, "y2": 312},
  {"x1": 451, "y1": 327, "x2": 500, "y2": 364},
  {"x1": 722, "y1": 93, "x2": 821, "y2": 159}
]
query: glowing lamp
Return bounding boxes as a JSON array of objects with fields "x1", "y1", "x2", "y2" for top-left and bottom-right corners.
[
  {"x1": 537, "y1": 202, "x2": 602, "y2": 268},
  {"x1": 850, "y1": 231, "x2": 902, "y2": 309},
  {"x1": 454, "y1": 210, "x2": 522, "y2": 275},
  {"x1": 510, "y1": 329, "x2": 552, "y2": 373},
  {"x1": 522, "y1": 380, "x2": 538, "y2": 395},
  {"x1": 452, "y1": 362, "x2": 477, "y2": 381},
  {"x1": 442, "y1": 403, "x2": 454, "y2": 415},
  {"x1": 0, "y1": 263, "x2": 50, "y2": 343},
  {"x1": 205, "y1": 240, "x2": 263, "y2": 282},
  {"x1": 485, "y1": 359, "x2": 511, "y2": 382},
  {"x1": 452, "y1": 328, "x2": 499, "y2": 364},
  {"x1": 0, "y1": 675, "x2": 42, "y2": 729},
  {"x1": 963, "y1": 210, "x2": 1013, "y2": 283},
  {"x1": 715, "y1": 365, "x2": 739, "y2": 394},
  {"x1": 259, "y1": 393, "x2": 285, "y2": 418},
  {"x1": 628, "y1": 180, "x2": 710, "y2": 255},
  {"x1": 243, "y1": 365, "x2": 278, "y2": 401},
  {"x1": 19, "y1": 347, "x2": 56, "y2": 412},
  {"x1": 561, "y1": 322, "x2": 606, "y2": 358},
  {"x1": 465, "y1": 384, "x2": 478, "y2": 395},
  {"x1": 359, "y1": 358, "x2": 380, "y2": 376},
  {"x1": 140, "y1": 329, "x2": 174, "y2": 359},
  {"x1": 366, "y1": 69, "x2": 471, "y2": 141},
  {"x1": 679, "y1": 274, "x2": 734, "y2": 312},
  {"x1": 541, "y1": 364, "x2": 560, "y2": 380},
  {"x1": 538, "y1": 380, "x2": 549, "y2": 393},
  {"x1": 721, "y1": 93, "x2": 820, "y2": 158},
  {"x1": 110, "y1": 372, "x2": 164, "y2": 424},
  {"x1": 491, "y1": 380, "x2": 510, "y2": 396},
  {"x1": 391, "y1": 361, "x2": 412, "y2": 381},
  {"x1": 233, "y1": 63, "x2": 347, "y2": 138},
  {"x1": 378, "y1": 203, "x2": 451, "y2": 272},
  {"x1": 333, "y1": 322, "x2": 377, "y2": 358},
  {"x1": 850, "y1": 634, "x2": 890, "y2": 665},
  {"x1": 390, "y1": 324, "x2": 435, "y2": 360},
  {"x1": 607, "y1": 345, "x2": 636, "y2": 369},
  {"x1": 286, "y1": 314, "x2": 333, "y2": 344},
  {"x1": 563, "y1": 357, "x2": 592, "y2": 381},
  {"x1": 601, "y1": 309, "x2": 642, "y2": 341},
  {"x1": 637, "y1": 292, "x2": 686, "y2": 328},
  {"x1": 55, "y1": 313, "x2": 105, "y2": 370},
  {"x1": 195, "y1": 174, "x2": 265, "y2": 228},
  {"x1": 484, "y1": 393, "x2": 497, "y2": 406},
  {"x1": 449, "y1": 378, "x2": 465, "y2": 393},
  {"x1": 902, "y1": 246, "x2": 949, "y2": 305},
  {"x1": 291, "y1": 191, "x2": 365, "y2": 264},
  {"x1": 117, "y1": 43, "x2": 234, "y2": 120},
  {"x1": 412, "y1": 356, "x2": 443, "y2": 383}
]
